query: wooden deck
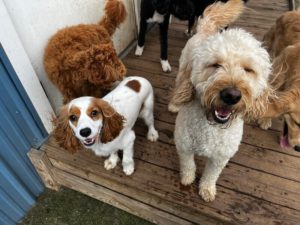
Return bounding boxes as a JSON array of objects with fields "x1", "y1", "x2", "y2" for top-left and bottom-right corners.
[{"x1": 35, "y1": 1, "x2": 300, "y2": 224}]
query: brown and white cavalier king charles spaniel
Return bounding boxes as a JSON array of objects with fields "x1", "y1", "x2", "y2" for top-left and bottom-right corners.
[{"x1": 53, "y1": 77, "x2": 159, "y2": 175}]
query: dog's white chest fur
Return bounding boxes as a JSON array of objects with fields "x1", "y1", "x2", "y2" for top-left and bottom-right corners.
[
  {"x1": 147, "y1": 11, "x2": 164, "y2": 23},
  {"x1": 175, "y1": 101, "x2": 244, "y2": 159}
]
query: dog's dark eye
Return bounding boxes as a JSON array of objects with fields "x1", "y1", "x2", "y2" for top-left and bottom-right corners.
[
  {"x1": 244, "y1": 67, "x2": 254, "y2": 73},
  {"x1": 211, "y1": 63, "x2": 221, "y2": 68},
  {"x1": 91, "y1": 110, "x2": 98, "y2": 117},
  {"x1": 69, "y1": 115, "x2": 77, "y2": 122}
]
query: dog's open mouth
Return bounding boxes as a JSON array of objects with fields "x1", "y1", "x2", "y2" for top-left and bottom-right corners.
[
  {"x1": 212, "y1": 107, "x2": 233, "y2": 124},
  {"x1": 280, "y1": 121, "x2": 290, "y2": 150},
  {"x1": 82, "y1": 137, "x2": 96, "y2": 147}
]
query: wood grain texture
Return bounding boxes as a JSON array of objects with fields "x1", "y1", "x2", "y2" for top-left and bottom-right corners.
[
  {"x1": 52, "y1": 168, "x2": 194, "y2": 225},
  {"x1": 43, "y1": 142, "x2": 227, "y2": 225},
  {"x1": 27, "y1": 149, "x2": 60, "y2": 191},
  {"x1": 44, "y1": 137, "x2": 300, "y2": 225}
]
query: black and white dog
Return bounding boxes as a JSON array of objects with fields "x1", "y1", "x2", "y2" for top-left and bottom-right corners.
[
  {"x1": 135, "y1": 0, "x2": 249, "y2": 72},
  {"x1": 135, "y1": 0, "x2": 195, "y2": 72}
]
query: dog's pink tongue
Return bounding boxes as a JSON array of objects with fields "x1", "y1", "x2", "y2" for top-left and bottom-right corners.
[
  {"x1": 217, "y1": 108, "x2": 231, "y2": 117},
  {"x1": 280, "y1": 135, "x2": 290, "y2": 150}
]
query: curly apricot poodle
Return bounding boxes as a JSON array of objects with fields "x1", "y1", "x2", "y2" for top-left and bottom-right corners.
[{"x1": 44, "y1": 0, "x2": 127, "y2": 103}]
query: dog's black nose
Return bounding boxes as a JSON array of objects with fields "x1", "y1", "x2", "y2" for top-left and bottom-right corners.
[
  {"x1": 220, "y1": 88, "x2": 242, "y2": 105},
  {"x1": 294, "y1": 145, "x2": 300, "y2": 152},
  {"x1": 79, "y1": 128, "x2": 91, "y2": 137}
]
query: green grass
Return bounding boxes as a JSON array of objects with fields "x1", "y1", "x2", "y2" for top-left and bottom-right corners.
[{"x1": 19, "y1": 188, "x2": 153, "y2": 225}]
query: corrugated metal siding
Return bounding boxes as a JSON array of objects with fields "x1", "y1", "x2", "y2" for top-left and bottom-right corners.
[{"x1": 0, "y1": 44, "x2": 48, "y2": 224}]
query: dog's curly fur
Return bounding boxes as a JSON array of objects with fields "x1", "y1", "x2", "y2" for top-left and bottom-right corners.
[
  {"x1": 169, "y1": 0, "x2": 273, "y2": 202},
  {"x1": 44, "y1": 0, "x2": 127, "y2": 103},
  {"x1": 258, "y1": 10, "x2": 300, "y2": 151}
]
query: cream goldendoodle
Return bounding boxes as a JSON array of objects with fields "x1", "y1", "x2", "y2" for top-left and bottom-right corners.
[{"x1": 168, "y1": 0, "x2": 273, "y2": 202}]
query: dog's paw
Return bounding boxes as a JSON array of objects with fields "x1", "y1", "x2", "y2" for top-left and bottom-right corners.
[
  {"x1": 147, "y1": 128, "x2": 159, "y2": 142},
  {"x1": 135, "y1": 46, "x2": 144, "y2": 56},
  {"x1": 168, "y1": 103, "x2": 180, "y2": 113},
  {"x1": 258, "y1": 118, "x2": 272, "y2": 130},
  {"x1": 104, "y1": 157, "x2": 119, "y2": 170},
  {"x1": 161, "y1": 60, "x2": 171, "y2": 72},
  {"x1": 123, "y1": 163, "x2": 134, "y2": 176},
  {"x1": 184, "y1": 29, "x2": 193, "y2": 37},
  {"x1": 199, "y1": 183, "x2": 216, "y2": 202},
  {"x1": 181, "y1": 171, "x2": 196, "y2": 186}
]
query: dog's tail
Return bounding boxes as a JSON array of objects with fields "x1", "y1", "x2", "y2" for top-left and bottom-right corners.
[
  {"x1": 196, "y1": 0, "x2": 245, "y2": 36},
  {"x1": 99, "y1": 0, "x2": 127, "y2": 36}
]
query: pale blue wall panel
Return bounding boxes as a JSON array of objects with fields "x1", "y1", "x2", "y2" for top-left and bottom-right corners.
[
  {"x1": 0, "y1": 210, "x2": 15, "y2": 225},
  {"x1": 0, "y1": 44, "x2": 48, "y2": 224}
]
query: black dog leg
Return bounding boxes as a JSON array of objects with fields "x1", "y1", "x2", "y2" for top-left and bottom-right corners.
[
  {"x1": 186, "y1": 16, "x2": 196, "y2": 36},
  {"x1": 135, "y1": 19, "x2": 148, "y2": 56},
  {"x1": 159, "y1": 13, "x2": 171, "y2": 72}
]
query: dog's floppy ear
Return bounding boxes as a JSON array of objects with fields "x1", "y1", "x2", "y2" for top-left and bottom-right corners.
[
  {"x1": 52, "y1": 105, "x2": 82, "y2": 154},
  {"x1": 257, "y1": 47, "x2": 300, "y2": 119},
  {"x1": 262, "y1": 87, "x2": 300, "y2": 118},
  {"x1": 244, "y1": 85, "x2": 275, "y2": 122},
  {"x1": 97, "y1": 99, "x2": 125, "y2": 143},
  {"x1": 168, "y1": 66, "x2": 194, "y2": 113}
]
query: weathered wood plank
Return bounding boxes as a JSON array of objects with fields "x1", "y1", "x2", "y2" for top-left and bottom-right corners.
[
  {"x1": 44, "y1": 140, "x2": 300, "y2": 225},
  {"x1": 27, "y1": 148, "x2": 60, "y2": 191},
  {"x1": 43, "y1": 143, "x2": 229, "y2": 225},
  {"x1": 132, "y1": 137, "x2": 300, "y2": 211},
  {"x1": 123, "y1": 55, "x2": 179, "y2": 75},
  {"x1": 53, "y1": 168, "x2": 194, "y2": 225}
]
